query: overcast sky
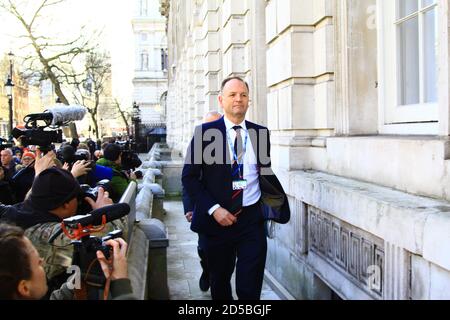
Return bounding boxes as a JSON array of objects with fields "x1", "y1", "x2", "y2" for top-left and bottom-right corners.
[{"x1": 0, "y1": 0, "x2": 135, "y2": 107}]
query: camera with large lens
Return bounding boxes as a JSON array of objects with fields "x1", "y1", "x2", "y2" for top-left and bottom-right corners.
[
  {"x1": 55, "y1": 203, "x2": 130, "y2": 299},
  {"x1": 78, "y1": 179, "x2": 113, "y2": 214},
  {"x1": 115, "y1": 141, "x2": 142, "y2": 171},
  {"x1": 79, "y1": 229, "x2": 122, "y2": 260},
  {"x1": 57, "y1": 146, "x2": 113, "y2": 187}
]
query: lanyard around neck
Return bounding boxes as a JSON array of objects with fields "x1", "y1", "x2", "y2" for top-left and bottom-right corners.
[{"x1": 226, "y1": 128, "x2": 248, "y2": 176}]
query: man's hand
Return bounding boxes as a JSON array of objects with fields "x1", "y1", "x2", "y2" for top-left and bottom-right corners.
[
  {"x1": 129, "y1": 171, "x2": 137, "y2": 180},
  {"x1": 96, "y1": 238, "x2": 128, "y2": 280},
  {"x1": 71, "y1": 160, "x2": 92, "y2": 178},
  {"x1": 185, "y1": 211, "x2": 193, "y2": 222},
  {"x1": 212, "y1": 207, "x2": 237, "y2": 227},
  {"x1": 84, "y1": 187, "x2": 113, "y2": 209},
  {"x1": 34, "y1": 150, "x2": 56, "y2": 176}
]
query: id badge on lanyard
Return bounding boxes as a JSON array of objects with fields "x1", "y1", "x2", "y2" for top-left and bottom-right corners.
[
  {"x1": 232, "y1": 179, "x2": 247, "y2": 190},
  {"x1": 228, "y1": 128, "x2": 248, "y2": 191}
]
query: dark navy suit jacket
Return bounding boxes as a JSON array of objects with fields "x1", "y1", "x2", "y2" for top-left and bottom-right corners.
[{"x1": 182, "y1": 117, "x2": 286, "y2": 237}]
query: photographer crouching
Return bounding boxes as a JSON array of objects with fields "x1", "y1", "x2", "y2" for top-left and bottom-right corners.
[{"x1": 0, "y1": 223, "x2": 135, "y2": 300}]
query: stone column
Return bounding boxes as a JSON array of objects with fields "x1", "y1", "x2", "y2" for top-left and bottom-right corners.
[
  {"x1": 193, "y1": 2, "x2": 206, "y2": 123},
  {"x1": 265, "y1": 0, "x2": 335, "y2": 171},
  {"x1": 201, "y1": 0, "x2": 221, "y2": 111}
]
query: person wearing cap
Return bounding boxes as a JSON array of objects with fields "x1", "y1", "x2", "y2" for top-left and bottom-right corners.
[
  {"x1": 15, "y1": 151, "x2": 35, "y2": 172},
  {"x1": 96, "y1": 143, "x2": 136, "y2": 202},
  {"x1": 21, "y1": 152, "x2": 35, "y2": 166},
  {"x1": 2, "y1": 166, "x2": 113, "y2": 295}
]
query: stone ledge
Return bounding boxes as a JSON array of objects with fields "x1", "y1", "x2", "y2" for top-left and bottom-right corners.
[{"x1": 291, "y1": 170, "x2": 450, "y2": 271}]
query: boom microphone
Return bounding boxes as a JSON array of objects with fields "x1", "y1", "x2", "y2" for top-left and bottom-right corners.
[
  {"x1": 47, "y1": 105, "x2": 87, "y2": 125},
  {"x1": 63, "y1": 203, "x2": 131, "y2": 228},
  {"x1": 24, "y1": 105, "x2": 87, "y2": 127}
]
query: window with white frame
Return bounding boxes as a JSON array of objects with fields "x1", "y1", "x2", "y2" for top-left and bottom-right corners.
[
  {"x1": 140, "y1": 0, "x2": 148, "y2": 16},
  {"x1": 378, "y1": 0, "x2": 438, "y2": 134},
  {"x1": 140, "y1": 51, "x2": 149, "y2": 71}
]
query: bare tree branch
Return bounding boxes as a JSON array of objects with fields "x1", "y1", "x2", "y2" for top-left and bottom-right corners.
[{"x1": 0, "y1": 0, "x2": 103, "y2": 138}]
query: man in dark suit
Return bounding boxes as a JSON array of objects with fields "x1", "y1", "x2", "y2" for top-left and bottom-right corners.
[{"x1": 182, "y1": 76, "x2": 288, "y2": 300}]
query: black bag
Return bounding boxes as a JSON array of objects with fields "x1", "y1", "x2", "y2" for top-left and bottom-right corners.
[{"x1": 259, "y1": 174, "x2": 290, "y2": 224}]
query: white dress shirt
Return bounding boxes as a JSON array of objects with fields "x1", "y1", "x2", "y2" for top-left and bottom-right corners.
[{"x1": 208, "y1": 116, "x2": 261, "y2": 215}]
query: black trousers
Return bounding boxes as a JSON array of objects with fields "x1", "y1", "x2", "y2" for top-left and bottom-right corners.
[{"x1": 204, "y1": 202, "x2": 267, "y2": 300}]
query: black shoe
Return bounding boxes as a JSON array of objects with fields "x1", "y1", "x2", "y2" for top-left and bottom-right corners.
[{"x1": 199, "y1": 271, "x2": 210, "y2": 292}]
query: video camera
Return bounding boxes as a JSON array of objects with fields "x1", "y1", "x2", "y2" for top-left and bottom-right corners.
[
  {"x1": 0, "y1": 137, "x2": 13, "y2": 151},
  {"x1": 115, "y1": 140, "x2": 142, "y2": 171},
  {"x1": 12, "y1": 105, "x2": 86, "y2": 152},
  {"x1": 56, "y1": 203, "x2": 130, "y2": 299}
]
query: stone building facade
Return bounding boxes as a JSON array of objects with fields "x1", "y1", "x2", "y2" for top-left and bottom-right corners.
[
  {"x1": 161, "y1": 0, "x2": 450, "y2": 299},
  {"x1": 133, "y1": 0, "x2": 168, "y2": 127}
]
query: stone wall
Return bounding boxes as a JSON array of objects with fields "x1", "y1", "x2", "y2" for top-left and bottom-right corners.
[{"x1": 162, "y1": 0, "x2": 450, "y2": 299}]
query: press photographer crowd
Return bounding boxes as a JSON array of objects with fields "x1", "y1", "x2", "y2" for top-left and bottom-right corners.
[{"x1": 0, "y1": 107, "x2": 143, "y2": 300}]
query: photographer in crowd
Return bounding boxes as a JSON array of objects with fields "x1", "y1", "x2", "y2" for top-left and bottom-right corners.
[
  {"x1": 0, "y1": 166, "x2": 15, "y2": 204},
  {"x1": 96, "y1": 143, "x2": 137, "y2": 202},
  {"x1": 1, "y1": 164, "x2": 113, "y2": 294},
  {"x1": 10, "y1": 151, "x2": 36, "y2": 203},
  {"x1": 0, "y1": 223, "x2": 135, "y2": 300}
]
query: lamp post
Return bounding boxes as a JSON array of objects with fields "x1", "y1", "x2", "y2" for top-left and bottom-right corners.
[
  {"x1": 4, "y1": 52, "x2": 14, "y2": 139},
  {"x1": 132, "y1": 101, "x2": 141, "y2": 151}
]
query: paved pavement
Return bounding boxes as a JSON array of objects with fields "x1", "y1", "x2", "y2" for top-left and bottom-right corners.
[{"x1": 163, "y1": 199, "x2": 281, "y2": 300}]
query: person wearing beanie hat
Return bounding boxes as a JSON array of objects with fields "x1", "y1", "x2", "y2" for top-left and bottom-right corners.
[
  {"x1": 21, "y1": 152, "x2": 35, "y2": 167},
  {"x1": 29, "y1": 168, "x2": 82, "y2": 215},
  {"x1": 1, "y1": 166, "x2": 114, "y2": 294},
  {"x1": 96, "y1": 143, "x2": 136, "y2": 202}
]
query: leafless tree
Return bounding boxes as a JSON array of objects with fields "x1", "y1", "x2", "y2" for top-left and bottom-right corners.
[
  {"x1": 113, "y1": 98, "x2": 131, "y2": 137},
  {"x1": 71, "y1": 51, "x2": 111, "y2": 140},
  {"x1": 0, "y1": 0, "x2": 99, "y2": 138}
]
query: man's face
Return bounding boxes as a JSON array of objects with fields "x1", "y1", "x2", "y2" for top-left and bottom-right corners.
[
  {"x1": 218, "y1": 79, "x2": 250, "y2": 121},
  {"x1": 59, "y1": 197, "x2": 78, "y2": 219},
  {"x1": 1, "y1": 150, "x2": 13, "y2": 167},
  {"x1": 22, "y1": 156, "x2": 34, "y2": 167}
]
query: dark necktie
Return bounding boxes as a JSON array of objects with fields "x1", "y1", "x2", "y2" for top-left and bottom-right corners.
[{"x1": 230, "y1": 126, "x2": 243, "y2": 216}]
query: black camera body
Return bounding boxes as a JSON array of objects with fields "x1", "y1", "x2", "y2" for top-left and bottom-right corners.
[
  {"x1": 60, "y1": 203, "x2": 130, "y2": 298},
  {"x1": 115, "y1": 141, "x2": 142, "y2": 171},
  {"x1": 0, "y1": 137, "x2": 13, "y2": 151},
  {"x1": 78, "y1": 179, "x2": 113, "y2": 214},
  {"x1": 75, "y1": 229, "x2": 122, "y2": 260},
  {"x1": 12, "y1": 114, "x2": 63, "y2": 152},
  {"x1": 81, "y1": 179, "x2": 111, "y2": 201}
]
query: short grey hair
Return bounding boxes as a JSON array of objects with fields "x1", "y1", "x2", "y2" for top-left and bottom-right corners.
[
  {"x1": 0, "y1": 148, "x2": 13, "y2": 156},
  {"x1": 220, "y1": 76, "x2": 249, "y2": 93},
  {"x1": 203, "y1": 111, "x2": 222, "y2": 123}
]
